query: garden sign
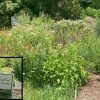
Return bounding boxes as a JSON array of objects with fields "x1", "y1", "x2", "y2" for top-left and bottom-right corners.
[{"x1": 0, "y1": 73, "x2": 13, "y2": 98}]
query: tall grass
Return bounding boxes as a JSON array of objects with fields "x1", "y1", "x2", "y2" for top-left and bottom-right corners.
[{"x1": 24, "y1": 83, "x2": 75, "y2": 100}]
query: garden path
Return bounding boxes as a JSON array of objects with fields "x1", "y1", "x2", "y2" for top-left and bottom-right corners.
[{"x1": 76, "y1": 74, "x2": 100, "y2": 100}]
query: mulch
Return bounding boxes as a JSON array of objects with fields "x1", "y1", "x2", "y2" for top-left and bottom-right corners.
[{"x1": 76, "y1": 74, "x2": 100, "y2": 100}]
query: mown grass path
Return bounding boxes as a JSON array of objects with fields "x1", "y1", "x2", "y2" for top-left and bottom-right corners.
[{"x1": 76, "y1": 74, "x2": 100, "y2": 100}]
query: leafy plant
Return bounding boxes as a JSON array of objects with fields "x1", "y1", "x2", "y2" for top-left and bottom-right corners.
[
  {"x1": 79, "y1": 32, "x2": 100, "y2": 73},
  {"x1": 42, "y1": 43, "x2": 88, "y2": 87},
  {"x1": 95, "y1": 18, "x2": 100, "y2": 36},
  {"x1": 11, "y1": 58, "x2": 22, "y2": 81}
]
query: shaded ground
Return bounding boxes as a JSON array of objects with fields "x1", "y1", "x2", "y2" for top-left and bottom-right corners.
[
  {"x1": 12, "y1": 81, "x2": 22, "y2": 99},
  {"x1": 76, "y1": 74, "x2": 100, "y2": 100}
]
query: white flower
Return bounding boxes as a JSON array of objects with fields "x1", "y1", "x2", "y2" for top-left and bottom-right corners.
[
  {"x1": 57, "y1": 43, "x2": 63, "y2": 47},
  {"x1": 23, "y1": 73, "x2": 25, "y2": 75}
]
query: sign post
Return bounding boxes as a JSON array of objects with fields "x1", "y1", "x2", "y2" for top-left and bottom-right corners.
[{"x1": 0, "y1": 73, "x2": 13, "y2": 99}]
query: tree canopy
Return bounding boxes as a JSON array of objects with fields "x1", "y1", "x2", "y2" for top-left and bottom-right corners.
[{"x1": 0, "y1": 0, "x2": 99, "y2": 19}]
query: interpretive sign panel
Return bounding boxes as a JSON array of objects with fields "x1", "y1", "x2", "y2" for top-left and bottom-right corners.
[
  {"x1": 0, "y1": 74, "x2": 13, "y2": 98},
  {"x1": 0, "y1": 74, "x2": 13, "y2": 89}
]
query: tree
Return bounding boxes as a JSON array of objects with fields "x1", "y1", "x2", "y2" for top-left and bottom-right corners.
[
  {"x1": 0, "y1": 0, "x2": 23, "y2": 25},
  {"x1": 0, "y1": 0, "x2": 82, "y2": 22},
  {"x1": 23, "y1": 0, "x2": 81, "y2": 19},
  {"x1": 81, "y1": 0, "x2": 100, "y2": 9},
  {"x1": 58, "y1": 0, "x2": 81, "y2": 19},
  {"x1": 91, "y1": 0, "x2": 100, "y2": 9},
  {"x1": 80, "y1": 0, "x2": 92, "y2": 8}
]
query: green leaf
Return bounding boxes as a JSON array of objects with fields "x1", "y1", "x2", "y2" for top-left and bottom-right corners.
[{"x1": 57, "y1": 79, "x2": 60, "y2": 84}]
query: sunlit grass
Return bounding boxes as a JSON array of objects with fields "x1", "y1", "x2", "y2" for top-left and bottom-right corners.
[
  {"x1": 23, "y1": 82, "x2": 75, "y2": 100},
  {"x1": 0, "y1": 67, "x2": 13, "y2": 73}
]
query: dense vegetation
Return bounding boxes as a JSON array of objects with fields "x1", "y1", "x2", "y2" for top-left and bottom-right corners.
[
  {"x1": 0, "y1": 15, "x2": 100, "y2": 99},
  {"x1": 0, "y1": 58, "x2": 22, "y2": 81},
  {"x1": 0, "y1": 0, "x2": 100, "y2": 100},
  {"x1": 0, "y1": 0, "x2": 100, "y2": 20}
]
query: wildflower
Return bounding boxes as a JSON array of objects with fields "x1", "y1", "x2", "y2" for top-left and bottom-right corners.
[{"x1": 23, "y1": 73, "x2": 25, "y2": 75}]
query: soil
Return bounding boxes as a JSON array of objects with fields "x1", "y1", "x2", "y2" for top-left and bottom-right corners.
[
  {"x1": 76, "y1": 74, "x2": 100, "y2": 100},
  {"x1": 12, "y1": 81, "x2": 22, "y2": 99}
]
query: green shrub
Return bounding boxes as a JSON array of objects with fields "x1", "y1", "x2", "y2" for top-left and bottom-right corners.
[
  {"x1": 95, "y1": 18, "x2": 100, "y2": 36},
  {"x1": 16, "y1": 13, "x2": 31, "y2": 25},
  {"x1": 42, "y1": 44, "x2": 88, "y2": 87},
  {"x1": 58, "y1": 0, "x2": 81, "y2": 19},
  {"x1": 79, "y1": 32, "x2": 100, "y2": 73},
  {"x1": 7, "y1": 17, "x2": 96, "y2": 86},
  {"x1": 81, "y1": 7, "x2": 100, "y2": 18},
  {"x1": 0, "y1": 58, "x2": 13, "y2": 68},
  {"x1": 85, "y1": 7, "x2": 97, "y2": 18},
  {"x1": 7, "y1": 22, "x2": 54, "y2": 85},
  {"x1": 90, "y1": 0, "x2": 100, "y2": 9},
  {"x1": 11, "y1": 58, "x2": 22, "y2": 81},
  {"x1": 3, "y1": 58, "x2": 12, "y2": 67},
  {"x1": 0, "y1": 58, "x2": 5, "y2": 67},
  {"x1": 0, "y1": 58, "x2": 22, "y2": 81}
]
